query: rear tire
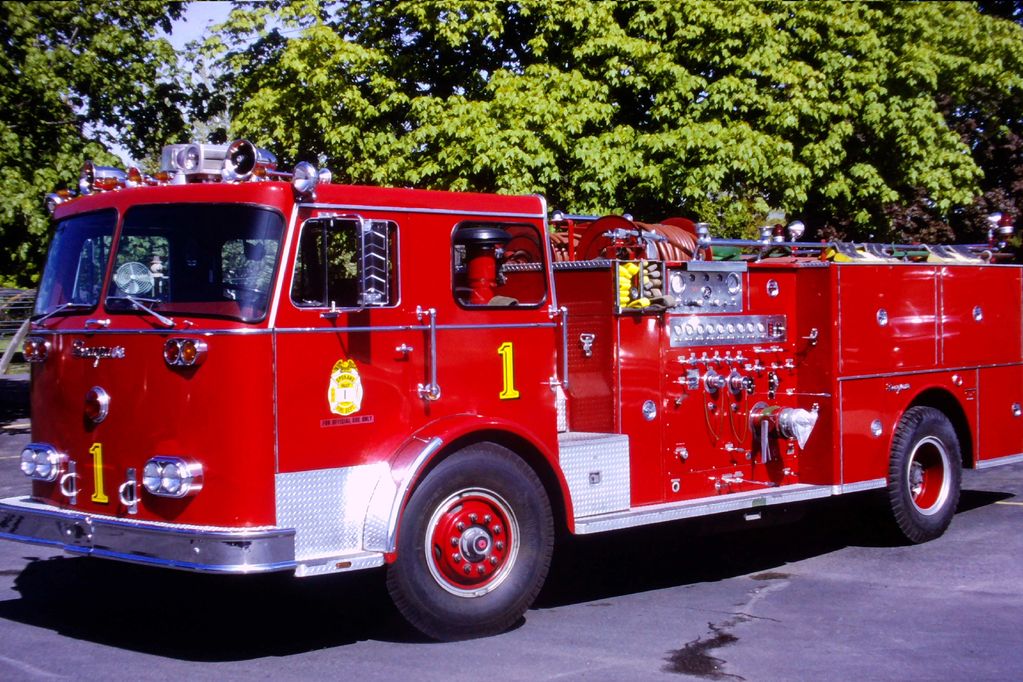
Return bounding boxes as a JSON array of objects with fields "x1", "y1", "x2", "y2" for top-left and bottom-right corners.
[
  {"x1": 386, "y1": 443, "x2": 553, "y2": 640},
  {"x1": 886, "y1": 406, "x2": 962, "y2": 543}
]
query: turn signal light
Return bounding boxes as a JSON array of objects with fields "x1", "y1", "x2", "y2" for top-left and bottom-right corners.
[
  {"x1": 23, "y1": 336, "x2": 50, "y2": 363},
  {"x1": 164, "y1": 338, "x2": 207, "y2": 367}
]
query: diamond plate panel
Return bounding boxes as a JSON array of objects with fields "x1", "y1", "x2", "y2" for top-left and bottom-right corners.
[
  {"x1": 275, "y1": 463, "x2": 386, "y2": 561},
  {"x1": 558, "y1": 431, "x2": 630, "y2": 518}
]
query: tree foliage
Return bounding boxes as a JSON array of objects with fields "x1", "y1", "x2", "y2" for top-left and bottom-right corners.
[
  {"x1": 210, "y1": 0, "x2": 1023, "y2": 242},
  {"x1": 0, "y1": 0, "x2": 186, "y2": 286},
  {"x1": 6, "y1": 1, "x2": 1023, "y2": 288}
]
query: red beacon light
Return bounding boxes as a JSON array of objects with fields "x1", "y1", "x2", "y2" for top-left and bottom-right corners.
[{"x1": 987, "y1": 212, "x2": 1015, "y2": 249}]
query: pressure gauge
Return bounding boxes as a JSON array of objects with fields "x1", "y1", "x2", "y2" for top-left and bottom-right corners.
[
  {"x1": 669, "y1": 271, "x2": 686, "y2": 295},
  {"x1": 726, "y1": 272, "x2": 741, "y2": 295}
]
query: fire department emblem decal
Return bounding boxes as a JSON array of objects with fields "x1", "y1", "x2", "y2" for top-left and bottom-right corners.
[{"x1": 328, "y1": 359, "x2": 364, "y2": 416}]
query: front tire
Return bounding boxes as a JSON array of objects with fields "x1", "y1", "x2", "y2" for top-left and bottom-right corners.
[
  {"x1": 386, "y1": 443, "x2": 553, "y2": 640},
  {"x1": 886, "y1": 406, "x2": 962, "y2": 543}
]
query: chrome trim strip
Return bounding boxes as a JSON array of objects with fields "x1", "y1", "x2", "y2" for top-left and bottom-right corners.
[
  {"x1": 975, "y1": 452, "x2": 1023, "y2": 470},
  {"x1": 834, "y1": 478, "x2": 887, "y2": 494},
  {"x1": 838, "y1": 362, "x2": 1023, "y2": 382},
  {"x1": 299, "y1": 202, "x2": 545, "y2": 219},
  {"x1": 268, "y1": 202, "x2": 300, "y2": 328},
  {"x1": 31, "y1": 328, "x2": 272, "y2": 336},
  {"x1": 385, "y1": 436, "x2": 444, "y2": 552},
  {"x1": 273, "y1": 322, "x2": 558, "y2": 334},
  {"x1": 574, "y1": 484, "x2": 833, "y2": 534},
  {"x1": 0, "y1": 496, "x2": 297, "y2": 574},
  {"x1": 559, "y1": 306, "x2": 570, "y2": 390},
  {"x1": 35, "y1": 322, "x2": 559, "y2": 336}
]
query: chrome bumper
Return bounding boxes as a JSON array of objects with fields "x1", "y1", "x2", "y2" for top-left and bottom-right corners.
[{"x1": 0, "y1": 496, "x2": 297, "y2": 574}]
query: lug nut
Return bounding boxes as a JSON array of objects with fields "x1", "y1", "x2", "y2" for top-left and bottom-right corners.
[
  {"x1": 452, "y1": 553, "x2": 461, "y2": 562},
  {"x1": 469, "y1": 513, "x2": 478, "y2": 523},
  {"x1": 450, "y1": 536, "x2": 459, "y2": 546},
  {"x1": 484, "y1": 514, "x2": 492, "y2": 523},
  {"x1": 489, "y1": 556, "x2": 498, "y2": 566},
  {"x1": 456, "y1": 522, "x2": 465, "y2": 531},
  {"x1": 495, "y1": 541, "x2": 504, "y2": 551},
  {"x1": 478, "y1": 565, "x2": 486, "y2": 575},
  {"x1": 492, "y1": 525, "x2": 502, "y2": 535},
  {"x1": 463, "y1": 564, "x2": 472, "y2": 574}
]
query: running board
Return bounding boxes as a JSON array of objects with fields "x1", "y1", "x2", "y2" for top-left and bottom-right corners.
[
  {"x1": 574, "y1": 483, "x2": 833, "y2": 535},
  {"x1": 975, "y1": 452, "x2": 1023, "y2": 470}
]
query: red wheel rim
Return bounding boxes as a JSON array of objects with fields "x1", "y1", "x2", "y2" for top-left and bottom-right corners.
[
  {"x1": 425, "y1": 488, "x2": 519, "y2": 597},
  {"x1": 907, "y1": 436, "x2": 951, "y2": 515}
]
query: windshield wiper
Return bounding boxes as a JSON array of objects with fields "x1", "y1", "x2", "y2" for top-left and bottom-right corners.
[
  {"x1": 106, "y1": 295, "x2": 175, "y2": 328},
  {"x1": 31, "y1": 301, "x2": 91, "y2": 325}
]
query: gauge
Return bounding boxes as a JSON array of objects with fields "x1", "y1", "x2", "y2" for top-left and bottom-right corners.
[
  {"x1": 726, "y1": 272, "x2": 741, "y2": 295},
  {"x1": 669, "y1": 271, "x2": 686, "y2": 295}
]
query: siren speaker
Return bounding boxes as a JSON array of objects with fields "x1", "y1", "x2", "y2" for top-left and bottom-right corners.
[{"x1": 224, "y1": 139, "x2": 258, "y2": 180}]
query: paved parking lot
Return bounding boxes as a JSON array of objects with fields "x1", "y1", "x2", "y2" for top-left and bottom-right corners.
[{"x1": 0, "y1": 395, "x2": 1019, "y2": 680}]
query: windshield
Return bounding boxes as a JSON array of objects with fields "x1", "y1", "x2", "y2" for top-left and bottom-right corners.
[
  {"x1": 106, "y1": 204, "x2": 284, "y2": 323},
  {"x1": 35, "y1": 210, "x2": 116, "y2": 317}
]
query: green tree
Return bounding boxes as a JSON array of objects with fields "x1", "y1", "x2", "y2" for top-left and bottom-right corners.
[
  {"x1": 209, "y1": 0, "x2": 1023, "y2": 243},
  {"x1": 0, "y1": 0, "x2": 188, "y2": 286}
]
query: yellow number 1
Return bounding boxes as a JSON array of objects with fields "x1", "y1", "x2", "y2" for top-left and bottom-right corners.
[
  {"x1": 498, "y1": 342, "x2": 520, "y2": 400},
  {"x1": 90, "y1": 443, "x2": 109, "y2": 504}
]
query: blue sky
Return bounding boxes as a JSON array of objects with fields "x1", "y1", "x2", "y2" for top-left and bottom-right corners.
[{"x1": 167, "y1": 1, "x2": 234, "y2": 50}]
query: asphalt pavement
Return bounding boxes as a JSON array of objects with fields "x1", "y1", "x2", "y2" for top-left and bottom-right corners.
[{"x1": 0, "y1": 385, "x2": 1019, "y2": 680}]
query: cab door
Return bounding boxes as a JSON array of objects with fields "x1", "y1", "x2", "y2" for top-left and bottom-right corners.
[{"x1": 273, "y1": 215, "x2": 418, "y2": 473}]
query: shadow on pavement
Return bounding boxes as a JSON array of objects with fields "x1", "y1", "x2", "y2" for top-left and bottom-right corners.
[{"x1": 0, "y1": 486, "x2": 1011, "y2": 660}]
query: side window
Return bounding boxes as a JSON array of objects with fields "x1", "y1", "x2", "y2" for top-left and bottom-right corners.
[
  {"x1": 291, "y1": 217, "x2": 396, "y2": 308},
  {"x1": 453, "y1": 222, "x2": 546, "y2": 307}
]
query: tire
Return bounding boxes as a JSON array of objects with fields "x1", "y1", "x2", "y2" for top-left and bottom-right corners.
[
  {"x1": 386, "y1": 443, "x2": 554, "y2": 641},
  {"x1": 886, "y1": 406, "x2": 962, "y2": 544}
]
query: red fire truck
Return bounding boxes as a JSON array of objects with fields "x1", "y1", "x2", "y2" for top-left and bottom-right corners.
[{"x1": 1, "y1": 140, "x2": 1021, "y2": 640}]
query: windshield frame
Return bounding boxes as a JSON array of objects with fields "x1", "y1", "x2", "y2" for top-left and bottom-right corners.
[{"x1": 103, "y1": 203, "x2": 287, "y2": 325}]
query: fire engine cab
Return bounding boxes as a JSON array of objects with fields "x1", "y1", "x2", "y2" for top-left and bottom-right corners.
[{"x1": 1, "y1": 140, "x2": 1021, "y2": 640}]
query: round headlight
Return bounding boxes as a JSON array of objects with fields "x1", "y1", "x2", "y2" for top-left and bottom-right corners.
[
  {"x1": 143, "y1": 460, "x2": 162, "y2": 494},
  {"x1": 35, "y1": 457, "x2": 53, "y2": 480},
  {"x1": 161, "y1": 462, "x2": 182, "y2": 495},
  {"x1": 141, "y1": 456, "x2": 203, "y2": 497},
  {"x1": 20, "y1": 449, "x2": 36, "y2": 476},
  {"x1": 19, "y1": 444, "x2": 65, "y2": 482}
]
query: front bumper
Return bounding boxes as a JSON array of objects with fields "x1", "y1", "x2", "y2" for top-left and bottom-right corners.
[{"x1": 0, "y1": 496, "x2": 297, "y2": 573}]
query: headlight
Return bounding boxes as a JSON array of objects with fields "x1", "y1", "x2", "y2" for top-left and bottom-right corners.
[
  {"x1": 19, "y1": 444, "x2": 67, "y2": 482},
  {"x1": 142, "y1": 457, "x2": 203, "y2": 498}
]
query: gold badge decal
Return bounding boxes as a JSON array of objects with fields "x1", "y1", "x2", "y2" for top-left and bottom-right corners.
[{"x1": 328, "y1": 359, "x2": 364, "y2": 416}]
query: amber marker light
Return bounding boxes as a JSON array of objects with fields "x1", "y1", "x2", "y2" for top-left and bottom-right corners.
[
  {"x1": 22, "y1": 336, "x2": 50, "y2": 362},
  {"x1": 164, "y1": 338, "x2": 207, "y2": 367}
]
